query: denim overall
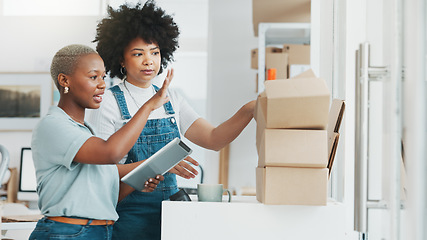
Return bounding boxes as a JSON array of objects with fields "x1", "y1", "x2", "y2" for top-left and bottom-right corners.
[{"x1": 110, "y1": 85, "x2": 180, "y2": 240}]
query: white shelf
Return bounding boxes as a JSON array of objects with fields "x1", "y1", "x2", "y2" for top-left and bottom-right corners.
[
  {"x1": 257, "y1": 23, "x2": 311, "y2": 93},
  {"x1": 162, "y1": 196, "x2": 345, "y2": 240}
]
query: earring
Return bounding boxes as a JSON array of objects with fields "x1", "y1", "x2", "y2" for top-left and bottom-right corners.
[
  {"x1": 64, "y1": 87, "x2": 69, "y2": 94},
  {"x1": 120, "y1": 67, "x2": 126, "y2": 75}
]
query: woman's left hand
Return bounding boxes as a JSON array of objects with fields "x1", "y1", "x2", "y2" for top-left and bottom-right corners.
[
  {"x1": 142, "y1": 174, "x2": 164, "y2": 192},
  {"x1": 168, "y1": 156, "x2": 199, "y2": 179}
]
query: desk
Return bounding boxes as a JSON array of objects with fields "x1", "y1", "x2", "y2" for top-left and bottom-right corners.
[
  {"x1": 1, "y1": 221, "x2": 38, "y2": 239},
  {"x1": 2, "y1": 222, "x2": 37, "y2": 231},
  {"x1": 162, "y1": 196, "x2": 345, "y2": 240},
  {"x1": 1, "y1": 214, "x2": 41, "y2": 239}
]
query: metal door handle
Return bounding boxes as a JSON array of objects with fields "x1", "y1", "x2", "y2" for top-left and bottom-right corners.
[{"x1": 354, "y1": 42, "x2": 388, "y2": 235}]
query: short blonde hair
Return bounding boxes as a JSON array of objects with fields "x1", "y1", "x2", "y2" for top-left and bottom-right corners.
[{"x1": 50, "y1": 44, "x2": 97, "y2": 89}]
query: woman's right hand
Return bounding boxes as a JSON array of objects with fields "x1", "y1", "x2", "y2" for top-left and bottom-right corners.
[{"x1": 145, "y1": 68, "x2": 174, "y2": 111}]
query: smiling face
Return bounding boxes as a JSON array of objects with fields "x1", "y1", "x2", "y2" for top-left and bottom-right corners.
[
  {"x1": 66, "y1": 53, "x2": 106, "y2": 109},
  {"x1": 122, "y1": 37, "x2": 161, "y2": 88}
]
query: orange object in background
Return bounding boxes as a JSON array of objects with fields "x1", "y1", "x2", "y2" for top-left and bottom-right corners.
[{"x1": 267, "y1": 68, "x2": 276, "y2": 80}]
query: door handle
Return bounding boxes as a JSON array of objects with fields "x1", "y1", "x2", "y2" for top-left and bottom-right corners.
[{"x1": 354, "y1": 42, "x2": 388, "y2": 235}]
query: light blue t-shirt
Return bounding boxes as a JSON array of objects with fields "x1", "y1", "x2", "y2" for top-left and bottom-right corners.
[{"x1": 31, "y1": 106, "x2": 119, "y2": 221}]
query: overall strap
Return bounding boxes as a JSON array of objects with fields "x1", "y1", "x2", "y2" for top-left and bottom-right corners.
[
  {"x1": 153, "y1": 84, "x2": 175, "y2": 115},
  {"x1": 109, "y1": 85, "x2": 132, "y2": 120}
]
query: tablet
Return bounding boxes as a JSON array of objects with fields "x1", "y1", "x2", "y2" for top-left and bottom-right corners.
[{"x1": 121, "y1": 138, "x2": 192, "y2": 191}]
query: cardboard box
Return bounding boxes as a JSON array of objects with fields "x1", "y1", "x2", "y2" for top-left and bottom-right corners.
[
  {"x1": 253, "y1": 0, "x2": 311, "y2": 36},
  {"x1": 266, "y1": 51, "x2": 288, "y2": 80},
  {"x1": 256, "y1": 166, "x2": 328, "y2": 205},
  {"x1": 284, "y1": 44, "x2": 311, "y2": 78},
  {"x1": 251, "y1": 48, "x2": 288, "y2": 80},
  {"x1": 252, "y1": 47, "x2": 282, "y2": 69},
  {"x1": 283, "y1": 44, "x2": 310, "y2": 65},
  {"x1": 254, "y1": 77, "x2": 330, "y2": 129},
  {"x1": 327, "y1": 99, "x2": 345, "y2": 176},
  {"x1": 257, "y1": 129, "x2": 328, "y2": 168}
]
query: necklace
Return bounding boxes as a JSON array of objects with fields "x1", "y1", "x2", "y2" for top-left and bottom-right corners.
[
  {"x1": 68, "y1": 114, "x2": 94, "y2": 134},
  {"x1": 68, "y1": 113, "x2": 85, "y2": 125},
  {"x1": 124, "y1": 81, "x2": 141, "y2": 108},
  {"x1": 123, "y1": 81, "x2": 155, "y2": 109}
]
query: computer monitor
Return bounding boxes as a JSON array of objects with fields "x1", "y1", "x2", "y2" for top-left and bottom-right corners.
[{"x1": 17, "y1": 147, "x2": 39, "y2": 208}]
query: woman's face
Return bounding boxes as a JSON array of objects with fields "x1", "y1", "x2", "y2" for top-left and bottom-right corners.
[
  {"x1": 122, "y1": 37, "x2": 161, "y2": 88},
  {"x1": 67, "y1": 53, "x2": 106, "y2": 109}
]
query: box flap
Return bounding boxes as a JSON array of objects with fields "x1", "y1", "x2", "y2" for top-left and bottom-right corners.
[
  {"x1": 327, "y1": 99, "x2": 345, "y2": 134},
  {"x1": 265, "y1": 77, "x2": 330, "y2": 99},
  {"x1": 326, "y1": 99, "x2": 345, "y2": 176},
  {"x1": 292, "y1": 68, "x2": 316, "y2": 79},
  {"x1": 328, "y1": 133, "x2": 340, "y2": 177}
]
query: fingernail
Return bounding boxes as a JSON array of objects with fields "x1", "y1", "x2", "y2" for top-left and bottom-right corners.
[
  {"x1": 149, "y1": 179, "x2": 153, "y2": 182},
  {"x1": 145, "y1": 181, "x2": 148, "y2": 185},
  {"x1": 156, "y1": 176, "x2": 160, "y2": 179}
]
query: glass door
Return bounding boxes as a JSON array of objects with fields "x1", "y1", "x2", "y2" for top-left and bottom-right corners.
[
  {"x1": 402, "y1": 1, "x2": 427, "y2": 240},
  {"x1": 352, "y1": 0, "x2": 427, "y2": 239}
]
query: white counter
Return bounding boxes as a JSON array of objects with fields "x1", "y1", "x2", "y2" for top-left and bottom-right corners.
[{"x1": 161, "y1": 196, "x2": 345, "y2": 240}]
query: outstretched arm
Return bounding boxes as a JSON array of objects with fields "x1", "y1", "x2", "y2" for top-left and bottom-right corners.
[
  {"x1": 75, "y1": 69, "x2": 173, "y2": 164},
  {"x1": 184, "y1": 100, "x2": 255, "y2": 151}
]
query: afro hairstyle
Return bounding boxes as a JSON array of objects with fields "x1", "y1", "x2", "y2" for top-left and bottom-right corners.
[{"x1": 93, "y1": 0, "x2": 180, "y2": 79}]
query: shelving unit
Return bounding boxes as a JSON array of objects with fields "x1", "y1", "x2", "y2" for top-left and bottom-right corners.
[{"x1": 257, "y1": 23, "x2": 311, "y2": 93}]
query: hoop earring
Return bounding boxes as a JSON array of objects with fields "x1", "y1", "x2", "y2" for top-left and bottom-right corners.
[
  {"x1": 64, "y1": 87, "x2": 69, "y2": 94},
  {"x1": 120, "y1": 67, "x2": 126, "y2": 75}
]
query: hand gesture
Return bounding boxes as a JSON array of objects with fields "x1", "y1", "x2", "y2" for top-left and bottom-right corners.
[
  {"x1": 168, "y1": 156, "x2": 199, "y2": 179},
  {"x1": 142, "y1": 174, "x2": 165, "y2": 192},
  {"x1": 145, "y1": 68, "x2": 174, "y2": 111}
]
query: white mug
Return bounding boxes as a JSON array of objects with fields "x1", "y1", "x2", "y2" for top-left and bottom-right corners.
[{"x1": 197, "y1": 184, "x2": 231, "y2": 202}]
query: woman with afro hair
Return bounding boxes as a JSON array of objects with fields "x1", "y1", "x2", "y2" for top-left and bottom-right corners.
[{"x1": 86, "y1": 1, "x2": 255, "y2": 239}]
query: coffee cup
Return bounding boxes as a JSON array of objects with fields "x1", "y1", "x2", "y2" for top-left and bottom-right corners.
[{"x1": 197, "y1": 184, "x2": 231, "y2": 202}]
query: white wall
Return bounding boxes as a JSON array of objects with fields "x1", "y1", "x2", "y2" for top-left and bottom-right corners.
[
  {"x1": 205, "y1": 0, "x2": 258, "y2": 192},
  {"x1": 0, "y1": 15, "x2": 100, "y2": 169}
]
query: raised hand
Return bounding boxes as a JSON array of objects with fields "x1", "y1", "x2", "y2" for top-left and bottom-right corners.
[{"x1": 145, "y1": 68, "x2": 174, "y2": 111}]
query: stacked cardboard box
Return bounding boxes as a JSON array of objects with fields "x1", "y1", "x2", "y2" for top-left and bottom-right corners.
[
  {"x1": 255, "y1": 69, "x2": 344, "y2": 205},
  {"x1": 251, "y1": 44, "x2": 310, "y2": 80}
]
